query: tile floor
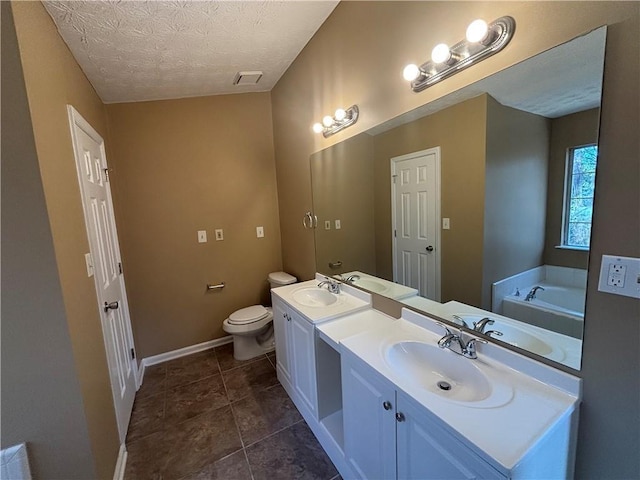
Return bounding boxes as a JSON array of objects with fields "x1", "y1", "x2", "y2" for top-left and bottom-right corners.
[{"x1": 125, "y1": 344, "x2": 340, "y2": 480}]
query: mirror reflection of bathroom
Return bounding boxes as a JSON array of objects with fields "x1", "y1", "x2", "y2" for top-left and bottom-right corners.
[{"x1": 310, "y1": 27, "x2": 607, "y2": 370}]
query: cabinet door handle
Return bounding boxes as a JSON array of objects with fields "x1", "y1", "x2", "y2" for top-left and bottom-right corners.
[
  {"x1": 395, "y1": 412, "x2": 405, "y2": 422},
  {"x1": 383, "y1": 401, "x2": 393, "y2": 411}
]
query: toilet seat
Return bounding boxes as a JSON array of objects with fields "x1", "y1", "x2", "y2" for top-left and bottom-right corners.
[{"x1": 228, "y1": 305, "x2": 269, "y2": 325}]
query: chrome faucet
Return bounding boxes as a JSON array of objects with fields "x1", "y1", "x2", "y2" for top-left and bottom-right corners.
[
  {"x1": 345, "y1": 274, "x2": 361, "y2": 284},
  {"x1": 473, "y1": 317, "x2": 494, "y2": 334},
  {"x1": 317, "y1": 277, "x2": 340, "y2": 294},
  {"x1": 436, "y1": 323, "x2": 487, "y2": 359},
  {"x1": 524, "y1": 286, "x2": 545, "y2": 302}
]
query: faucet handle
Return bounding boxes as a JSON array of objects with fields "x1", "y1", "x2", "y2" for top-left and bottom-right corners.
[
  {"x1": 484, "y1": 330, "x2": 503, "y2": 338},
  {"x1": 435, "y1": 321, "x2": 454, "y2": 336}
]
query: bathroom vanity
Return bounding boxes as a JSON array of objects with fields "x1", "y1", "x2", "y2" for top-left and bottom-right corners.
[{"x1": 272, "y1": 275, "x2": 581, "y2": 480}]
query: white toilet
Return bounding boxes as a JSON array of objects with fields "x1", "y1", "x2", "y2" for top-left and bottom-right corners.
[{"x1": 222, "y1": 271, "x2": 297, "y2": 361}]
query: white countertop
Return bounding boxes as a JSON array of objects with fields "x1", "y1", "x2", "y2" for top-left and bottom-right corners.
[
  {"x1": 271, "y1": 275, "x2": 372, "y2": 324},
  {"x1": 340, "y1": 308, "x2": 580, "y2": 474},
  {"x1": 317, "y1": 309, "x2": 397, "y2": 351},
  {"x1": 337, "y1": 271, "x2": 419, "y2": 300}
]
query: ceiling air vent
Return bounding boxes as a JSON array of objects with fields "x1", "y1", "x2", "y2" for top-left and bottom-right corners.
[{"x1": 233, "y1": 71, "x2": 263, "y2": 86}]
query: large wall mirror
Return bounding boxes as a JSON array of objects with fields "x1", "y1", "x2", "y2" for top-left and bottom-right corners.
[{"x1": 310, "y1": 27, "x2": 606, "y2": 370}]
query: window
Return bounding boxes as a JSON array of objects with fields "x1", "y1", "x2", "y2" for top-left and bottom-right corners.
[{"x1": 563, "y1": 144, "x2": 598, "y2": 248}]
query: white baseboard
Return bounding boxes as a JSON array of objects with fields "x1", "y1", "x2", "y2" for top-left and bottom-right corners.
[
  {"x1": 112, "y1": 444, "x2": 127, "y2": 480},
  {"x1": 137, "y1": 336, "x2": 233, "y2": 387}
]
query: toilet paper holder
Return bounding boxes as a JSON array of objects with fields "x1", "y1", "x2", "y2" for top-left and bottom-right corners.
[{"x1": 206, "y1": 282, "x2": 225, "y2": 291}]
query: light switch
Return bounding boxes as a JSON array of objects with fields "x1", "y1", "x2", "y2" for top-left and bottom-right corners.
[
  {"x1": 324, "y1": 221, "x2": 331, "y2": 230},
  {"x1": 256, "y1": 226, "x2": 264, "y2": 238},
  {"x1": 442, "y1": 218, "x2": 450, "y2": 230},
  {"x1": 335, "y1": 220, "x2": 341, "y2": 230},
  {"x1": 198, "y1": 230, "x2": 207, "y2": 243},
  {"x1": 215, "y1": 229, "x2": 224, "y2": 241}
]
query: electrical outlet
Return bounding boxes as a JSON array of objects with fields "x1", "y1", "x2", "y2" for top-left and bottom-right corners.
[
  {"x1": 324, "y1": 221, "x2": 331, "y2": 230},
  {"x1": 256, "y1": 226, "x2": 264, "y2": 238},
  {"x1": 197, "y1": 230, "x2": 207, "y2": 243},
  {"x1": 598, "y1": 254, "x2": 640, "y2": 299},
  {"x1": 335, "y1": 219, "x2": 341, "y2": 230},
  {"x1": 607, "y1": 264, "x2": 627, "y2": 287},
  {"x1": 215, "y1": 229, "x2": 224, "y2": 241}
]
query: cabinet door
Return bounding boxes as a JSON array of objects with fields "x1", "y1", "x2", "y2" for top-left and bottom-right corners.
[
  {"x1": 342, "y1": 352, "x2": 396, "y2": 480},
  {"x1": 396, "y1": 392, "x2": 505, "y2": 480},
  {"x1": 272, "y1": 297, "x2": 292, "y2": 386},
  {"x1": 290, "y1": 310, "x2": 317, "y2": 416}
]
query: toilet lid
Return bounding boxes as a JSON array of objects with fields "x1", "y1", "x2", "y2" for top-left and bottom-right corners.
[{"x1": 228, "y1": 305, "x2": 269, "y2": 325}]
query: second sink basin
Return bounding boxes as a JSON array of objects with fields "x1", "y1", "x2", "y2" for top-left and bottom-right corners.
[
  {"x1": 291, "y1": 287, "x2": 338, "y2": 307},
  {"x1": 384, "y1": 341, "x2": 512, "y2": 408}
]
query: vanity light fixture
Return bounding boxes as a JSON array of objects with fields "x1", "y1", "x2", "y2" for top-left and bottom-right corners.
[
  {"x1": 312, "y1": 105, "x2": 359, "y2": 138},
  {"x1": 403, "y1": 16, "x2": 515, "y2": 92}
]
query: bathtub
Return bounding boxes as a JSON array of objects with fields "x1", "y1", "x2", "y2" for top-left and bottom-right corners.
[{"x1": 502, "y1": 283, "x2": 584, "y2": 339}]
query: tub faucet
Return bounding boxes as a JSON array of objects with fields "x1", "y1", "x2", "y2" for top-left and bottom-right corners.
[
  {"x1": 524, "y1": 286, "x2": 545, "y2": 302},
  {"x1": 318, "y1": 277, "x2": 340, "y2": 294}
]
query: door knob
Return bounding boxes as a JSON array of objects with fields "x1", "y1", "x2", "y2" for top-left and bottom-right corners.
[
  {"x1": 426, "y1": 245, "x2": 434, "y2": 252},
  {"x1": 104, "y1": 301, "x2": 119, "y2": 312}
]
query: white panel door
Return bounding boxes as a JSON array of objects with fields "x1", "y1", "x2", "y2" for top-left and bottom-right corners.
[
  {"x1": 68, "y1": 106, "x2": 136, "y2": 443},
  {"x1": 392, "y1": 148, "x2": 441, "y2": 300}
]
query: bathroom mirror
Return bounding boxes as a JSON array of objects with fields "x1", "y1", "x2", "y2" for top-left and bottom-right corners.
[{"x1": 310, "y1": 28, "x2": 607, "y2": 370}]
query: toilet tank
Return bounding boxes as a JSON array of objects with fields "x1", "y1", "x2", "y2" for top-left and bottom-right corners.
[{"x1": 268, "y1": 271, "x2": 297, "y2": 289}]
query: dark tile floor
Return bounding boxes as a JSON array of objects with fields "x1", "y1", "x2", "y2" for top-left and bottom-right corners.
[{"x1": 125, "y1": 344, "x2": 340, "y2": 480}]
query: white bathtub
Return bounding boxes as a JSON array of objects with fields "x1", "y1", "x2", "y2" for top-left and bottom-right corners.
[{"x1": 502, "y1": 283, "x2": 584, "y2": 339}]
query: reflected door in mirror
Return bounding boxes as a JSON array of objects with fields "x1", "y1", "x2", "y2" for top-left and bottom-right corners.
[{"x1": 392, "y1": 148, "x2": 441, "y2": 300}]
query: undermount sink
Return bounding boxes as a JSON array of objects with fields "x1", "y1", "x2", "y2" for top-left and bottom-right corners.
[
  {"x1": 453, "y1": 314, "x2": 565, "y2": 361},
  {"x1": 292, "y1": 287, "x2": 338, "y2": 307},
  {"x1": 384, "y1": 341, "x2": 513, "y2": 407}
]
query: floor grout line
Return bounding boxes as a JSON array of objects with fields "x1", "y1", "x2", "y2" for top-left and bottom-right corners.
[{"x1": 126, "y1": 349, "x2": 337, "y2": 479}]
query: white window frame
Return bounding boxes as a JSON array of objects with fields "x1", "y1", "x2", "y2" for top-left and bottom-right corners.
[{"x1": 561, "y1": 143, "x2": 598, "y2": 250}]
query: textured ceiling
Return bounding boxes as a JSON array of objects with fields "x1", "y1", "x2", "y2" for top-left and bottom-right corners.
[{"x1": 43, "y1": 1, "x2": 339, "y2": 103}]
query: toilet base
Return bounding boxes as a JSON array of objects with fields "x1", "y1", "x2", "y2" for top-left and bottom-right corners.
[{"x1": 231, "y1": 324, "x2": 275, "y2": 361}]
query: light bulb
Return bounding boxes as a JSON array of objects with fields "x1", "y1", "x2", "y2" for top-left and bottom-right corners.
[
  {"x1": 403, "y1": 64, "x2": 421, "y2": 81},
  {"x1": 312, "y1": 123, "x2": 324, "y2": 133},
  {"x1": 322, "y1": 115, "x2": 335, "y2": 127},
  {"x1": 431, "y1": 43, "x2": 452, "y2": 64},
  {"x1": 466, "y1": 19, "x2": 489, "y2": 43},
  {"x1": 334, "y1": 108, "x2": 347, "y2": 121}
]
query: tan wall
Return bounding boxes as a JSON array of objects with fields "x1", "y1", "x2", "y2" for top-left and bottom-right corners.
[
  {"x1": 105, "y1": 93, "x2": 282, "y2": 359},
  {"x1": 1, "y1": 3, "x2": 96, "y2": 477},
  {"x1": 11, "y1": 2, "x2": 120, "y2": 478},
  {"x1": 483, "y1": 97, "x2": 550, "y2": 310},
  {"x1": 271, "y1": 2, "x2": 639, "y2": 476},
  {"x1": 544, "y1": 108, "x2": 600, "y2": 269},
  {"x1": 374, "y1": 96, "x2": 487, "y2": 306},
  {"x1": 311, "y1": 133, "x2": 376, "y2": 277},
  {"x1": 577, "y1": 13, "x2": 639, "y2": 478}
]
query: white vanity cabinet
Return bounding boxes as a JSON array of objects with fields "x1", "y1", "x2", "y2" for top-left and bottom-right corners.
[
  {"x1": 342, "y1": 350, "x2": 506, "y2": 480},
  {"x1": 272, "y1": 295, "x2": 318, "y2": 418}
]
